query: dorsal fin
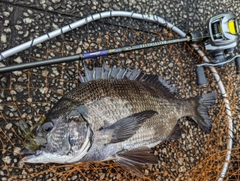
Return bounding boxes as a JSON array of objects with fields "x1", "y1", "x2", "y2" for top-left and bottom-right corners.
[{"x1": 79, "y1": 62, "x2": 177, "y2": 94}]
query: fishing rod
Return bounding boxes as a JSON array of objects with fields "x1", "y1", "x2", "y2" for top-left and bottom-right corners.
[
  {"x1": 0, "y1": 36, "x2": 191, "y2": 74},
  {"x1": 0, "y1": 13, "x2": 239, "y2": 85}
]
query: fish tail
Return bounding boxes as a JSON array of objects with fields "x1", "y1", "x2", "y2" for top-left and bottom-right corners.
[{"x1": 190, "y1": 92, "x2": 218, "y2": 133}]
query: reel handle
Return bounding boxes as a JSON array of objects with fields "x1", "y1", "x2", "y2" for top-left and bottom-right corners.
[
  {"x1": 235, "y1": 57, "x2": 240, "y2": 74},
  {"x1": 196, "y1": 66, "x2": 207, "y2": 85}
]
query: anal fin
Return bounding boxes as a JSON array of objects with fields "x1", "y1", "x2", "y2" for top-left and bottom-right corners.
[
  {"x1": 168, "y1": 123, "x2": 182, "y2": 140},
  {"x1": 116, "y1": 146, "x2": 158, "y2": 172}
]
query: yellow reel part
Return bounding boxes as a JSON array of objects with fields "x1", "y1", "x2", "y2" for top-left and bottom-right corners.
[{"x1": 228, "y1": 20, "x2": 237, "y2": 34}]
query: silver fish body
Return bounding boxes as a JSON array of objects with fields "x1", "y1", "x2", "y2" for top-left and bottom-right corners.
[{"x1": 22, "y1": 65, "x2": 217, "y2": 170}]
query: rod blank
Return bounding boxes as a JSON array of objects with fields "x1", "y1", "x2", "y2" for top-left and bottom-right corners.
[{"x1": 0, "y1": 37, "x2": 190, "y2": 74}]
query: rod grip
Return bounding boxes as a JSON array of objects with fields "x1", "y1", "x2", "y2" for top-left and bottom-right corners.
[
  {"x1": 196, "y1": 66, "x2": 207, "y2": 85},
  {"x1": 235, "y1": 57, "x2": 240, "y2": 74}
]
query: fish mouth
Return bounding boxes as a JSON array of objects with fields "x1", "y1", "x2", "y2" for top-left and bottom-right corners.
[
  {"x1": 21, "y1": 149, "x2": 43, "y2": 162},
  {"x1": 22, "y1": 127, "x2": 92, "y2": 164}
]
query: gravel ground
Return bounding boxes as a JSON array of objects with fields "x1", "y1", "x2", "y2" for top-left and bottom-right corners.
[{"x1": 0, "y1": 0, "x2": 240, "y2": 180}]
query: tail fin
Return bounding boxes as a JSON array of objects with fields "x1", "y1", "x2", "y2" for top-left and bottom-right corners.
[{"x1": 190, "y1": 92, "x2": 218, "y2": 133}]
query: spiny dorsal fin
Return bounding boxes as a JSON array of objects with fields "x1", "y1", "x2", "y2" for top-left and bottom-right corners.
[{"x1": 79, "y1": 62, "x2": 177, "y2": 94}]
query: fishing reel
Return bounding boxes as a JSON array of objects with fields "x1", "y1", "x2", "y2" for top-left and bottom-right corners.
[{"x1": 191, "y1": 13, "x2": 240, "y2": 85}]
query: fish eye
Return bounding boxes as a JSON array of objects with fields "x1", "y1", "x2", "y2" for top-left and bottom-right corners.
[{"x1": 42, "y1": 122, "x2": 54, "y2": 132}]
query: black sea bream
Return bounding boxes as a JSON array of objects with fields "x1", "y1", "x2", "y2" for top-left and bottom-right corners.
[{"x1": 22, "y1": 63, "x2": 217, "y2": 170}]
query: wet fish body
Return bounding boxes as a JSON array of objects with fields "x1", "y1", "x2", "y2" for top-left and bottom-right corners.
[{"x1": 22, "y1": 64, "x2": 217, "y2": 170}]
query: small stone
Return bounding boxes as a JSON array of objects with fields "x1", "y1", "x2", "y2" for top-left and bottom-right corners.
[
  {"x1": 23, "y1": 12, "x2": 29, "y2": 17},
  {"x1": 13, "y1": 147, "x2": 21, "y2": 156},
  {"x1": 145, "y1": 169, "x2": 149, "y2": 174},
  {"x1": 24, "y1": 31, "x2": 29, "y2": 38},
  {"x1": 15, "y1": 25, "x2": 22, "y2": 30},
  {"x1": 27, "y1": 9, "x2": 33, "y2": 14},
  {"x1": 190, "y1": 157, "x2": 194, "y2": 163},
  {"x1": 52, "y1": 23, "x2": 59, "y2": 29},
  {"x1": 18, "y1": 160, "x2": 24, "y2": 168},
  {"x1": 52, "y1": 0, "x2": 61, "y2": 3},
  {"x1": 1, "y1": 34, "x2": 7, "y2": 43},
  {"x1": 23, "y1": 18, "x2": 34, "y2": 24},
  {"x1": 27, "y1": 98, "x2": 32, "y2": 103},
  {"x1": 10, "y1": 90, "x2": 17, "y2": 95},
  {"x1": 2, "y1": 156, "x2": 11, "y2": 164},
  {"x1": 39, "y1": 87, "x2": 48, "y2": 94},
  {"x1": 76, "y1": 47, "x2": 82, "y2": 54},
  {"x1": 179, "y1": 166, "x2": 186, "y2": 172},
  {"x1": 71, "y1": 175, "x2": 78, "y2": 180},
  {"x1": 4, "y1": 20, "x2": 10, "y2": 26},
  {"x1": 102, "y1": 3, "x2": 109, "y2": 8},
  {"x1": 42, "y1": 70, "x2": 49, "y2": 76},
  {"x1": 4, "y1": 27, "x2": 11, "y2": 33},
  {"x1": 0, "y1": 62, "x2": 5, "y2": 67},
  {"x1": 168, "y1": 63, "x2": 173, "y2": 68},
  {"x1": 48, "y1": 6, "x2": 54, "y2": 11},
  {"x1": 5, "y1": 123, "x2": 12, "y2": 130},
  {"x1": 162, "y1": 148, "x2": 167, "y2": 154},
  {"x1": 14, "y1": 57, "x2": 23, "y2": 64},
  {"x1": 12, "y1": 71, "x2": 22, "y2": 76},
  {"x1": 52, "y1": 68, "x2": 59, "y2": 76},
  {"x1": 3, "y1": 12, "x2": 10, "y2": 17},
  {"x1": 57, "y1": 89, "x2": 63, "y2": 94}
]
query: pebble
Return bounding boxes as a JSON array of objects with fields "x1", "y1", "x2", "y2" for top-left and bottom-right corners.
[
  {"x1": 14, "y1": 56, "x2": 23, "y2": 64},
  {"x1": 3, "y1": 20, "x2": 10, "y2": 26},
  {"x1": 15, "y1": 25, "x2": 22, "y2": 30},
  {"x1": 1, "y1": 34, "x2": 7, "y2": 43},
  {"x1": 168, "y1": 63, "x2": 173, "y2": 68},
  {"x1": 13, "y1": 147, "x2": 21, "y2": 156},
  {"x1": 27, "y1": 98, "x2": 32, "y2": 103},
  {"x1": 52, "y1": 0, "x2": 61, "y2": 3},
  {"x1": 5, "y1": 123, "x2": 12, "y2": 130},
  {"x1": 2, "y1": 156, "x2": 11, "y2": 164},
  {"x1": 3, "y1": 11, "x2": 10, "y2": 17}
]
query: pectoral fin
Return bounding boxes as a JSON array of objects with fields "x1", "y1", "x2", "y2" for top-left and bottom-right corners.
[
  {"x1": 100, "y1": 110, "x2": 158, "y2": 144},
  {"x1": 116, "y1": 147, "x2": 158, "y2": 172}
]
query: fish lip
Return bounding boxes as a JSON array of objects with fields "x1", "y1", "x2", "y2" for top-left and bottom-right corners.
[
  {"x1": 22, "y1": 155, "x2": 37, "y2": 162},
  {"x1": 22, "y1": 150, "x2": 43, "y2": 162},
  {"x1": 20, "y1": 148, "x2": 36, "y2": 155},
  {"x1": 20, "y1": 147, "x2": 43, "y2": 156}
]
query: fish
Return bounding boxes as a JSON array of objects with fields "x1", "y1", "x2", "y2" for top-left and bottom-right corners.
[{"x1": 21, "y1": 62, "x2": 217, "y2": 171}]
